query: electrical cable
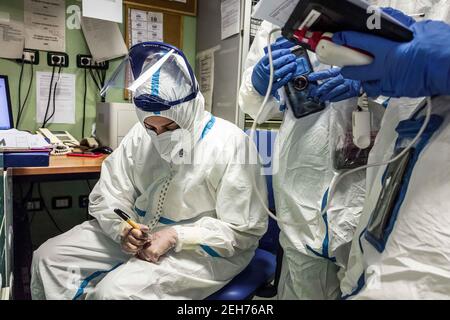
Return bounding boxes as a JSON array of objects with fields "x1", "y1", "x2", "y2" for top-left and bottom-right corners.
[
  {"x1": 37, "y1": 183, "x2": 63, "y2": 233},
  {"x1": 82, "y1": 68, "x2": 88, "y2": 138},
  {"x1": 16, "y1": 60, "x2": 25, "y2": 127},
  {"x1": 41, "y1": 66, "x2": 56, "y2": 128},
  {"x1": 45, "y1": 65, "x2": 62, "y2": 126},
  {"x1": 16, "y1": 62, "x2": 35, "y2": 129}
]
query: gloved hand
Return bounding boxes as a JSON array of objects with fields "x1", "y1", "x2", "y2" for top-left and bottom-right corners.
[
  {"x1": 381, "y1": 7, "x2": 417, "y2": 27},
  {"x1": 332, "y1": 18, "x2": 450, "y2": 98},
  {"x1": 137, "y1": 227, "x2": 178, "y2": 263},
  {"x1": 307, "y1": 68, "x2": 361, "y2": 102},
  {"x1": 251, "y1": 37, "x2": 298, "y2": 97},
  {"x1": 120, "y1": 223, "x2": 150, "y2": 255}
]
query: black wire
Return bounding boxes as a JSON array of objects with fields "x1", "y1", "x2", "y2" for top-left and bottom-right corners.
[
  {"x1": 46, "y1": 65, "x2": 62, "y2": 126},
  {"x1": 88, "y1": 68, "x2": 101, "y2": 91},
  {"x1": 16, "y1": 60, "x2": 25, "y2": 127},
  {"x1": 37, "y1": 183, "x2": 63, "y2": 233},
  {"x1": 42, "y1": 66, "x2": 56, "y2": 128},
  {"x1": 16, "y1": 63, "x2": 35, "y2": 129},
  {"x1": 82, "y1": 68, "x2": 88, "y2": 138}
]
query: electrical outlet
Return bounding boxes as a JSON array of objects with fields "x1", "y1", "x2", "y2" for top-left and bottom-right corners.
[
  {"x1": 76, "y1": 54, "x2": 109, "y2": 70},
  {"x1": 47, "y1": 52, "x2": 69, "y2": 67},
  {"x1": 25, "y1": 198, "x2": 43, "y2": 211},
  {"x1": 51, "y1": 196, "x2": 72, "y2": 209},
  {"x1": 79, "y1": 195, "x2": 89, "y2": 208},
  {"x1": 16, "y1": 49, "x2": 39, "y2": 65}
]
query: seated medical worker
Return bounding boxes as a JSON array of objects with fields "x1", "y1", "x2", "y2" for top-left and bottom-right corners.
[
  {"x1": 31, "y1": 42, "x2": 268, "y2": 300},
  {"x1": 318, "y1": 5, "x2": 450, "y2": 299}
]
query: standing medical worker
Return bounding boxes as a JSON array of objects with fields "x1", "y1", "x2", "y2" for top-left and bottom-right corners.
[
  {"x1": 239, "y1": 22, "x2": 367, "y2": 299},
  {"x1": 31, "y1": 42, "x2": 268, "y2": 300},
  {"x1": 326, "y1": 3, "x2": 450, "y2": 298}
]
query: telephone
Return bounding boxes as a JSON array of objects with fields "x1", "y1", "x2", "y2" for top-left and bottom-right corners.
[{"x1": 37, "y1": 128, "x2": 79, "y2": 156}]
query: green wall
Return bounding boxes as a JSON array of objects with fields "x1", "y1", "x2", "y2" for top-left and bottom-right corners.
[
  {"x1": 0, "y1": 0, "x2": 197, "y2": 140},
  {"x1": 1, "y1": 0, "x2": 197, "y2": 248}
]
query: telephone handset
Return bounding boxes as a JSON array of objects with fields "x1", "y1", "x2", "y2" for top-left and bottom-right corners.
[{"x1": 37, "y1": 128, "x2": 79, "y2": 156}]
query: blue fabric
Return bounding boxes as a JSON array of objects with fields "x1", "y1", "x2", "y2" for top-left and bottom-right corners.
[
  {"x1": 159, "y1": 216, "x2": 176, "y2": 225},
  {"x1": 134, "y1": 206, "x2": 146, "y2": 217},
  {"x1": 305, "y1": 189, "x2": 337, "y2": 263},
  {"x1": 252, "y1": 43, "x2": 297, "y2": 97},
  {"x1": 308, "y1": 68, "x2": 361, "y2": 103},
  {"x1": 200, "y1": 116, "x2": 216, "y2": 140},
  {"x1": 206, "y1": 249, "x2": 276, "y2": 300},
  {"x1": 333, "y1": 9, "x2": 450, "y2": 97},
  {"x1": 151, "y1": 69, "x2": 160, "y2": 96},
  {"x1": 365, "y1": 114, "x2": 443, "y2": 252},
  {"x1": 72, "y1": 263, "x2": 122, "y2": 300},
  {"x1": 200, "y1": 245, "x2": 221, "y2": 258}
]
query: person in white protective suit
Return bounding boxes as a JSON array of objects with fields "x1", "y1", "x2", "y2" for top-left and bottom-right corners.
[
  {"x1": 327, "y1": 1, "x2": 450, "y2": 299},
  {"x1": 31, "y1": 42, "x2": 268, "y2": 300},
  {"x1": 239, "y1": 21, "x2": 369, "y2": 299}
]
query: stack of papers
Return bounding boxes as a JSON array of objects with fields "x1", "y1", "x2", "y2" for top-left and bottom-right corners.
[{"x1": 0, "y1": 129, "x2": 52, "y2": 153}]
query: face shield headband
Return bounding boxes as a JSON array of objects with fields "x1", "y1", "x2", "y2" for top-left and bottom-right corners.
[{"x1": 102, "y1": 42, "x2": 199, "y2": 113}]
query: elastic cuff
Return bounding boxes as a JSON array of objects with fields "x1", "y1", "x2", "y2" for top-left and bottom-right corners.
[{"x1": 172, "y1": 226, "x2": 203, "y2": 252}]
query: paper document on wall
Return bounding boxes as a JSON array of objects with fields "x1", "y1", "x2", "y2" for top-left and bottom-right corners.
[
  {"x1": 82, "y1": 0, "x2": 123, "y2": 23},
  {"x1": 0, "y1": 20, "x2": 24, "y2": 59},
  {"x1": 252, "y1": 0, "x2": 300, "y2": 27},
  {"x1": 24, "y1": 0, "x2": 65, "y2": 52},
  {"x1": 221, "y1": 0, "x2": 240, "y2": 40},
  {"x1": 81, "y1": 16, "x2": 128, "y2": 62},
  {"x1": 197, "y1": 47, "x2": 219, "y2": 113},
  {"x1": 0, "y1": 129, "x2": 52, "y2": 152},
  {"x1": 36, "y1": 72, "x2": 76, "y2": 125}
]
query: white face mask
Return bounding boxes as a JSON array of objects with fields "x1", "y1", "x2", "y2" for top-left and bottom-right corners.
[{"x1": 146, "y1": 128, "x2": 189, "y2": 162}]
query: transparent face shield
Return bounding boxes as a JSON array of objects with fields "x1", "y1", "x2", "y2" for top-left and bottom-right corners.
[{"x1": 101, "y1": 42, "x2": 198, "y2": 112}]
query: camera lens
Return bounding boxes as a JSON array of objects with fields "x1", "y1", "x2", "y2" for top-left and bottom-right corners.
[{"x1": 293, "y1": 76, "x2": 308, "y2": 91}]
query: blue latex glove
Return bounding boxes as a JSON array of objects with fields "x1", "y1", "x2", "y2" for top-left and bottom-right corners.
[
  {"x1": 252, "y1": 37, "x2": 298, "y2": 97},
  {"x1": 333, "y1": 17, "x2": 450, "y2": 98},
  {"x1": 381, "y1": 7, "x2": 416, "y2": 27},
  {"x1": 307, "y1": 68, "x2": 362, "y2": 103}
]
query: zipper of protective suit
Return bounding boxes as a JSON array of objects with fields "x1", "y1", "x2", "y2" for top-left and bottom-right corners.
[{"x1": 148, "y1": 164, "x2": 174, "y2": 231}]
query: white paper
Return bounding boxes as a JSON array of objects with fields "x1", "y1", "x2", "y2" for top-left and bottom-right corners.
[
  {"x1": 0, "y1": 20, "x2": 24, "y2": 59},
  {"x1": 81, "y1": 16, "x2": 128, "y2": 62},
  {"x1": 24, "y1": 0, "x2": 65, "y2": 52},
  {"x1": 197, "y1": 47, "x2": 219, "y2": 113},
  {"x1": 221, "y1": 0, "x2": 240, "y2": 40},
  {"x1": 131, "y1": 9, "x2": 147, "y2": 21},
  {"x1": 36, "y1": 72, "x2": 76, "y2": 124},
  {"x1": 131, "y1": 29, "x2": 148, "y2": 44},
  {"x1": 131, "y1": 20, "x2": 147, "y2": 30},
  {"x1": 146, "y1": 12, "x2": 163, "y2": 42},
  {"x1": 82, "y1": 0, "x2": 123, "y2": 23},
  {"x1": 252, "y1": 0, "x2": 300, "y2": 27},
  {"x1": 0, "y1": 129, "x2": 52, "y2": 152}
]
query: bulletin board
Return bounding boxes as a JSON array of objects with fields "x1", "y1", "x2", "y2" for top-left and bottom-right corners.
[
  {"x1": 124, "y1": 0, "x2": 197, "y2": 16},
  {"x1": 124, "y1": 3, "x2": 184, "y2": 99}
]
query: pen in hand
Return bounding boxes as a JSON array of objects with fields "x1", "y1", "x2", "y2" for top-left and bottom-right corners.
[{"x1": 114, "y1": 208, "x2": 150, "y2": 239}]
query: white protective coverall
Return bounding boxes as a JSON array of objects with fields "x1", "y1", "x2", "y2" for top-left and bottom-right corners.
[
  {"x1": 341, "y1": 0, "x2": 450, "y2": 299},
  {"x1": 31, "y1": 54, "x2": 268, "y2": 300},
  {"x1": 239, "y1": 21, "x2": 368, "y2": 299}
]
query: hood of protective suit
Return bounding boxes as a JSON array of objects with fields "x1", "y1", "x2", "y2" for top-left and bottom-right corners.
[{"x1": 136, "y1": 87, "x2": 210, "y2": 163}]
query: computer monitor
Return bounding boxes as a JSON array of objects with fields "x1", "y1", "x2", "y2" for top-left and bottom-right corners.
[{"x1": 0, "y1": 75, "x2": 13, "y2": 130}]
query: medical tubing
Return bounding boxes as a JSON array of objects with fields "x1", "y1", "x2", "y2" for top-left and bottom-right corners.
[
  {"x1": 322, "y1": 97, "x2": 433, "y2": 216},
  {"x1": 248, "y1": 27, "x2": 321, "y2": 228}
]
